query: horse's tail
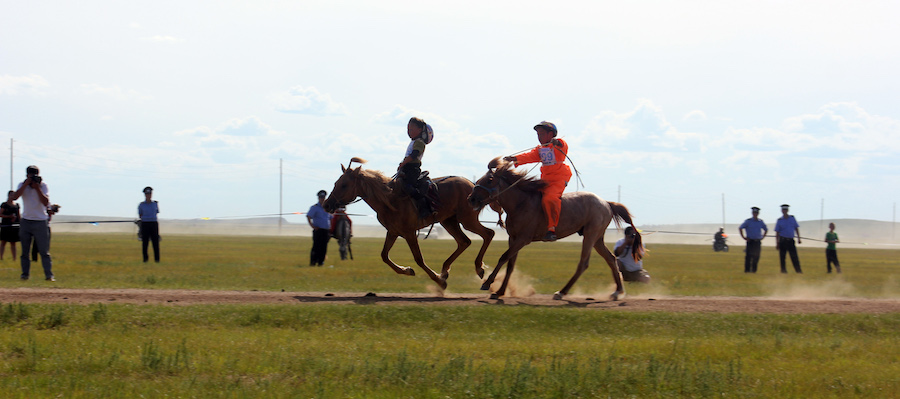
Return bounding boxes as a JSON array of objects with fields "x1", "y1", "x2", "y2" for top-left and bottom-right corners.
[{"x1": 609, "y1": 201, "x2": 645, "y2": 262}]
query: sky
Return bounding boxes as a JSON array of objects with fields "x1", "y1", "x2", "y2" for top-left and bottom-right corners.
[{"x1": 1, "y1": 0, "x2": 899, "y2": 227}]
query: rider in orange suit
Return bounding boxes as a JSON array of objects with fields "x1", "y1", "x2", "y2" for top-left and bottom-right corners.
[{"x1": 504, "y1": 121, "x2": 572, "y2": 241}]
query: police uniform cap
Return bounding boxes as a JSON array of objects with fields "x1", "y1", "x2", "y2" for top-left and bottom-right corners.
[
  {"x1": 751, "y1": 207, "x2": 760, "y2": 212},
  {"x1": 143, "y1": 186, "x2": 153, "y2": 194},
  {"x1": 317, "y1": 190, "x2": 327, "y2": 198},
  {"x1": 780, "y1": 204, "x2": 790, "y2": 209}
]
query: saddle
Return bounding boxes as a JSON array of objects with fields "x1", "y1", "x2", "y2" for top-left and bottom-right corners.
[{"x1": 399, "y1": 171, "x2": 439, "y2": 219}]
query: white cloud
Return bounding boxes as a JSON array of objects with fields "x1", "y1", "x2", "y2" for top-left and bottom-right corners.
[
  {"x1": 272, "y1": 86, "x2": 349, "y2": 116},
  {"x1": 176, "y1": 116, "x2": 283, "y2": 138},
  {"x1": 80, "y1": 83, "x2": 152, "y2": 101},
  {"x1": 142, "y1": 35, "x2": 184, "y2": 43},
  {"x1": 577, "y1": 99, "x2": 706, "y2": 152},
  {"x1": 371, "y1": 104, "x2": 460, "y2": 132},
  {"x1": 683, "y1": 110, "x2": 707, "y2": 122},
  {"x1": 0, "y1": 74, "x2": 50, "y2": 95}
]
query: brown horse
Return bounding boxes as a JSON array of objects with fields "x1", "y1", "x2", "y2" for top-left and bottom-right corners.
[
  {"x1": 323, "y1": 158, "x2": 498, "y2": 289},
  {"x1": 467, "y1": 157, "x2": 644, "y2": 300}
]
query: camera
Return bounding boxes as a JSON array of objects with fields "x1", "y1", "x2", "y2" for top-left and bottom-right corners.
[{"x1": 31, "y1": 175, "x2": 42, "y2": 184}]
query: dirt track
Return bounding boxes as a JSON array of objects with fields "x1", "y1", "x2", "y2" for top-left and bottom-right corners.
[{"x1": 1, "y1": 288, "x2": 898, "y2": 313}]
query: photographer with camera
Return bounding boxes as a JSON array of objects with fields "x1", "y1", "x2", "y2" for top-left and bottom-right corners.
[{"x1": 11, "y1": 165, "x2": 53, "y2": 281}]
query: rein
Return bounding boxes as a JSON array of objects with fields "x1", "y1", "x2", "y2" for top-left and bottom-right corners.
[{"x1": 473, "y1": 164, "x2": 538, "y2": 205}]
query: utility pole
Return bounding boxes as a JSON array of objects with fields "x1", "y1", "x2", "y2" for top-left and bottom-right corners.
[
  {"x1": 721, "y1": 193, "x2": 725, "y2": 227},
  {"x1": 279, "y1": 158, "x2": 283, "y2": 234},
  {"x1": 820, "y1": 198, "x2": 824, "y2": 235}
]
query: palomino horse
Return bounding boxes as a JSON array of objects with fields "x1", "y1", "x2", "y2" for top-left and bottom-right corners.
[
  {"x1": 323, "y1": 158, "x2": 498, "y2": 289},
  {"x1": 467, "y1": 157, "x2": 644, "y2": 300}
]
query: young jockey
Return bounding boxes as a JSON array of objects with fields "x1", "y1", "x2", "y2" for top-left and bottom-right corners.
[
  {"x1": 504, "y1": 121, "x2": 572, "y2": 241},
  {"x1": 397, "y1": 117, "x2": 434, "y2": 219}
]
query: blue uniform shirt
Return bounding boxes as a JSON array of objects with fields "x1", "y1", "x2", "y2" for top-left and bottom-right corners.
[
  {"x1": 739, "y1": 218, "x2": 767, "y2": 240},
  {"x1": 774, "y1": 215, "x2": 799, "y2": 239},
  {"x1": 307, "y1": 203, "x2": 331, "y2": 229},
  {"x1": 138, "y1": 201, "x2": 159, "y2": 222}
]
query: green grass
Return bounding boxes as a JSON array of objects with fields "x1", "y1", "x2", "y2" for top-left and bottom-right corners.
[
  {"x1": 1, "y1": 303, "x2": 898, "y2": 398},
  {"x1": 2, "y1": 233, "x2": 897, "y2": 297},
  {"x1": 1, "y1": 233, "x2": 898, "y2": 398}
]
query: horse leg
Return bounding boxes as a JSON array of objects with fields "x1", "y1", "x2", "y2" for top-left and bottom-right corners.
[
  {"x1": 483, "y1": 239, "x2": 529, "y2": 295},
  {"x1": 438, "y1": 217, "x2": 472, "y2": 281},
  {"x1": 481, "y1": 248, "x2": 512, "y2": 290},
  {"x1": 380, "y1": 232, "x2": 415, "y2": 276},
  {"x1": 553, "y1": 236, "x2": 597, "y2": 300},
  {"x1": 492, "y1": 252, "x2": 519, "y2": 299},
  {"x1": 594, "y1": 238, "x2": 625, "y2": 300},
  {"x1": 402, "y1": 235, "x2": 447, "y2": 289},
  {"x1": 459, "y1": 214, "x2": 496, "y2": 279}
]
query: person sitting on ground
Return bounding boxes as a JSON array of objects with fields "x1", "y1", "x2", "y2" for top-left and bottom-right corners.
[
  {"x1": 397, "y1": 116, "x2": 435, "y2": 219},
  {"x1": 614, "y1": 226, "x2": 651, "y2": 283},
  {"x1": 503, "y1": 121, "x2": 572, "y2": 241}
]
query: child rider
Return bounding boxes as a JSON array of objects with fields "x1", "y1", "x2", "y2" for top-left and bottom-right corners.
[
  {"x1": 397, "y1": 117, "x2": 434, "y2": 219},
  {"x1": 504, "y1": 121, "x2": 572, "y2": 241}
]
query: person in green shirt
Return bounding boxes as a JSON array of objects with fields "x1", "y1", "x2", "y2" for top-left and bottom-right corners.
[{"x1": 825, "y1": 222, "x2": 841, "y2": 273}]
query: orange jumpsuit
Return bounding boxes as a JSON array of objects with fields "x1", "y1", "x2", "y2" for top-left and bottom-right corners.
[{"x1": 514, "y1": 138, "x2": 572, "y2": 232}]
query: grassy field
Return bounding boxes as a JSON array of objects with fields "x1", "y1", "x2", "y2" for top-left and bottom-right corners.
[
  {"x1": 1, "y1": 233, "x2": 898, "y2": 398},
  {"x1": 2, "y1": 233, "x2": 897, "y2": 297}
]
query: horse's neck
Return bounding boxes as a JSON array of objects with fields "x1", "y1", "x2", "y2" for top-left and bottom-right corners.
[
  {"x1": 358, "y1": 174, "x2": 397, "y2": 213},
  {"x1": 497, "y1": 182, "x2": 539, "y2": 213}
]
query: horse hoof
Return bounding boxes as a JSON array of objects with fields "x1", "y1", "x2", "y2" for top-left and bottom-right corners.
[
  {"x1": 405, "y1": 268, "x2": 416, "y2": 276},
  {"x1": 489, "y1": 293, "x2": 500, "y2": 300},
  {"x1": 552, "y1": 292, "x2": 564, "y2": 300},
  {"x1": 438, "y1": 279, "x2": 448, "y2": 290},
  {"x1": 476, "y1": 267, "x2": 485, "y2": 279},
  {"x1": 610, "y1": 291, "x2": 624, "y2": 301},
  {"x1": 480, "y1": 282, "x2": 491, "y2": 291},
  {"x1": 440, "y1": 272, "x2": 449, "y2": 281}
]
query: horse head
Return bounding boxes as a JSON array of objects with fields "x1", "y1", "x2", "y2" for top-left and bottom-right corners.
[
  {"x1": 468, "y1": 157, "x2": 508, "y2": 211},
  {"x1": 324, "y1": 158, "x2": 368, "y2": 213}
]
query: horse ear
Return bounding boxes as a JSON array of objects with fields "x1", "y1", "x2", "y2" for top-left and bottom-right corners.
[{"x1": 341, "y1": 164, "x2": 346, "y2": 173}]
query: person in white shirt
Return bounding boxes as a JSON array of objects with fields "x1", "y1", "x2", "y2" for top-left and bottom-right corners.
[
  {"x1": 614, "y1": 226, "x2": 650, "y2": 283},
  {"x1": 11, "y1": 165, "x2": 53, "y2": 281}
]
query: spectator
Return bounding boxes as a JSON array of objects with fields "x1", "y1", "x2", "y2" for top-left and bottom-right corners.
[
  {"x1": 774, "y1": 204, "x2": 802, "y2": 273},
  {"x1": 825, "y1": 222, "x2": 841, "y2": 273},
  {"x1": 738, "y1": 207, "x2": 768, "y2": 273},
  {"x1": 614, "y1": 226, "x2": 651, "y2": 283},
  {"x1": 0, "y1": 191, "x2": 21, "y2": 261},
  {"x1": 11, "y1": 165, "x2": 53, "y2": 281},
  {"x1": 138, "y1": 186, "x2": 161, "y2": 263},
  {"x1": 307, "y1": 190, "x2": 332, "y2": 266}
]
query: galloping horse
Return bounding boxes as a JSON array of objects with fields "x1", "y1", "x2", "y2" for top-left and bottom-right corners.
[
  {"x1": 323, "y1": 158, "x2": 499, "y2": 289},
  {"x1": 467, "y1": 157, "x2": 644, "y2": 300}
]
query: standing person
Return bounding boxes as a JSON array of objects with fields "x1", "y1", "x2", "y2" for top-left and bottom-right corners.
[
  {"x1": 738, "y1": 206, "x2": 768, "y2": 273},
  {"x1": 825, "y1": 222, "x2": 841, "y2": 273},
  {"x1": 614, "y1": 226, "x2": 651, "y2": 283},
  {"x1": 307, "y1": 190, "x2": 332, "y2": 266},
  {"x1": 11, "y1": 165, "x2": 53, "y2": 281},
  {"x1": 397, "y1": 117, "x2": 435, "y2": 220},
  {"x1": 503, "y1": 121, "x2": 572, "y2": 241},
  {"x1": 138, "y1": 187, "x2": 160, "y2": 263},
  {"x1": 774, "y1": 204, "x2": 802, "y2": 273},
  {"x1": 0, "y1": 191, "x2": 21, "y2": 261}
]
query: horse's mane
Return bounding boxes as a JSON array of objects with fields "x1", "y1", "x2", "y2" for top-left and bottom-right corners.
[
  {"x1": 489, "y1": 157, "x2": 547, "y2": 194},
  {"x1": 350, "y1": 163, "x2": 396, "y2": 210}
]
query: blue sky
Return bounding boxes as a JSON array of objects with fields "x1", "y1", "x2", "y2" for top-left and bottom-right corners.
[{"x1": 1, "y1": 1, "x2": 898, "y2": 226}]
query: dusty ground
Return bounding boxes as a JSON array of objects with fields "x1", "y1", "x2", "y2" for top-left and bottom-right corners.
[{"x1": 0, "y1": 288, "x2": 898, "y2": 313}]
